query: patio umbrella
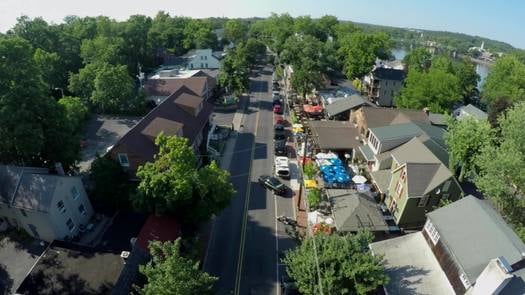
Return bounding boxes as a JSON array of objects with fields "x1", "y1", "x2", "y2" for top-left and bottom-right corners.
[{"x1": 352, "y1": 175, "x2": 367, "y2": 184}]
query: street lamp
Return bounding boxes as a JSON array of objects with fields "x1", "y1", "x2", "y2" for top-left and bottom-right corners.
[{"x1": 54, "y1": 87, "x2": 64, "y2": 98}]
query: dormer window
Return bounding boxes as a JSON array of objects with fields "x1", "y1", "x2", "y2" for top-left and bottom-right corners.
[
  {"x1": 424, "y1": 220, "x2": 440, "y2": 245},
  {"x1": 118, "y1": 153, "x2": 129, "y2": 167}
]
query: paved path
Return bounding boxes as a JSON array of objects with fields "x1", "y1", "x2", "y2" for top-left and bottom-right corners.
[{"x1": 204, "y1": 66, "x2": 296, "y2": 295}]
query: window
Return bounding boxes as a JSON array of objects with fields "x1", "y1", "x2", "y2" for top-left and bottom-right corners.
[
  {"x1": 190, "y1": 63, "x2": 194, "y2": 69},
  {"x1": 200, "y1": 56, "x2": 203, "y2": 60},
  {"x1": 424, "y1": 220, "x2": 440, "y2": 245},
  {"x1": 20, "y1": 209, "x2": 27, "y2": 217},
  {"x1": 118, "y1": 153, "x2": 129, "y2": 167},
  {"x1": 78, "y1": 204, "x2": 86, "y2": 216},
  {"x1": 57, "y1": 201, "x2": 66, "y2": 213},
  {"x1": 395, "y1": 182, "x2": 403, "y2": 196},
  {"x1": 460, "y1": 272, "x2": 471, "y2": 289},
  {"x1": 66, "y1": 218, "x2": 75, "y2": 232},
  {"x1": 200, "y1": 63, "x2": 204, "y2": 68},
  {"x1": 71, "y1": 186, "x2": 80, "y2": 200},
  {"x1": 205, "y1": 63, "x2": 208, "y2": 68},
  {"x1": 204, "y1": 55, "x2": 207, "y2": 60},
  {"x1": 418, "y1": 195, "x2": 430, "y2": 207},
  {"x1": 400, "y1": 169, "x2": 406, "y2": 181},
  {"x1": 442, "y1": 180, "x2": 452, "y2": 192}
]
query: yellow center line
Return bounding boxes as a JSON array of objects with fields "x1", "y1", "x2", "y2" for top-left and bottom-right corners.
[{"x1": 234, "y1": 78, "x2": 263, "y2": 295}]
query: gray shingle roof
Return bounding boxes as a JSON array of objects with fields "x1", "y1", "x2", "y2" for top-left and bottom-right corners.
[
  {"x1": 361, "y1": 107, "x2": 431, "y2": 129},
  {"x1": 370, "y1": 122, "x2": 446, "y2": 149},
  {"x1": 327, "y1": 189, "x2": 388, "y2": 232},
  {"x1": 0, "y1": 165, "x2": 23, "y2": 204},
  {"x1": 456, "y1": 104, "x2": 488, "y2": 121},
  {"x1": 309, "y1": 121, "x2": 360, "y2": 150},
  {"x1": 325, "y1": 94, "x2": 374, "y2": 117},
  {"x1": 372, "y1": 67, "x2": 406, "y2": 81},
  {"x1": 406, "y1": 163, "x2": 450, "y2": 196},
  {"x1": 427, "y1": 196, "x2": 525, "y2": 284}
]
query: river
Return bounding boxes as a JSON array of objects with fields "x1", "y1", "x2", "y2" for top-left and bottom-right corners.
[{"x1": 391, "y1": 48, "x2": 490, "y2": 89}]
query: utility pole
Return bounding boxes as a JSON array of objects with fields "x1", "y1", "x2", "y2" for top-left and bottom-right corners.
[{"x1": 297, "y1": 130, "x2": 308, "y2": 208}]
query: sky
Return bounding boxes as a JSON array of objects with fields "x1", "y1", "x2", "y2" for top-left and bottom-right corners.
[{"x1": 1, "y1": 0, "x2": 523, "y2": 49}]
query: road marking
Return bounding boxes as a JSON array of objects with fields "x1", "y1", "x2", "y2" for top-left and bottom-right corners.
[
  {"x1": 275, "y1": 183, "x2": 281, "y2": 295},
  {"x1": 234, "y1": 75, "x2": 263, "y2": 295}
]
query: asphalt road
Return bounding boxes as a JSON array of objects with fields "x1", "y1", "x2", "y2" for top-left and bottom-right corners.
[{"x1": 204, "y1": 65, "x2": 296, "y2": 295}]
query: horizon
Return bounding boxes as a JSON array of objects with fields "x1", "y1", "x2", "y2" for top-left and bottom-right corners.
[{"x1": 0, "y1": 0, "x2": 523, "y2": 49}]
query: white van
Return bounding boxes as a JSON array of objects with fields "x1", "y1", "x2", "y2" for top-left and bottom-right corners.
[{"x1": 274, "y1": 156, "x2": 290, "y2": 179}]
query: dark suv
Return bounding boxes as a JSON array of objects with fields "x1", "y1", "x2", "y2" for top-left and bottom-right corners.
[
  {"x1": 258, "y1": 175, "x2": 287, "y2": 195},
  {"x1": 274, "y1": 139, "x2": 287, "y2": 156}
]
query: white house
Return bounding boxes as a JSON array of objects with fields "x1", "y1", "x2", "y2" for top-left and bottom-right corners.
[
  {"x1": 0, "y1": 165, "x2": 94, "y2": 242},
  {"x1": 184, "y1": 49, "x2": 223, "y2": 69}
]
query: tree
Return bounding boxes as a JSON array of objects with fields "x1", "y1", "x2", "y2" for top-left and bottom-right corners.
[
  {"x1": 89, "y1": 156, "x2": 130, "y2": 212},
  {"x1": 0, "y1": 36, "x2": 78, "y2": 168},
  {"x1": 284, "y1": 231, "x2": 389, "y2": 295},
  {"x1": 148, "y1": 12, "x2": 188, "y2": 57},
  {"x1": 33, "y1": 48, "x2": 62, "y2": 90},
  {"x1": 338, "y1": 32, "x2": 391, "y2": 79},
  {"x1": 444, "y1": 117, "x2": 494, "y2": 181},
  {"x1": 245, "y1": 38, "x2": 266, "y2": 66},
  {"x1": 80, "y1": 36, "x2": 124, "y2": 65},
  {"x1": 291, "y1": 66, "x2": 320, "y2": 98},
  {"x1": 140, "y1": 239, "x2": 217, "y2": 295},
  {"x1": 303, "y1": 162, "x2": 316, "y2": 179},
  {"x1": 91, "y1": 63, "x2": 134, "y2": 113},
  {"x1": 395, "y1": 64, "x2": 462, "y2": 113},
  {"x1": 452, "y1": 58, "x2": 480, "y2": 104},
  {"x1": 316, "y1": 15, "x2": 339, "y2": 41},
  {"x1": 68, "y1": 62, "x2": 99, "y2": 101},
  {"x1": 218, "y1": 44, "x2": 249, "y2": 96},
  {"x1": 135, "y1": 135, "x2": 235, "y2": 225},
  {"x1": 224, "y1": 19, "x2": 247, "y2": 44},
  {"x1": 121, "y1": 15, "x2": 153, "y2": 73},
  {"x1": 482, "y1": 55, "x2": 525, "y2": 104},
  {"x1": 487, "y1": 97, "x2": 513, "y2": 128},
  {"x1": 403, "y1": 47, "x2": 431, "y2": 72},
  {"x1": 183, "y1": 19, "x2": 217, "y2": 50},
  {"x1": 476, "y1": 102, "x2": 525, "y2": 241},
  {"x1": 307, "y1": 189, "x2": 321, "y2": 209},
  {"x1": 58, "y1": 96, "x2": 89, "y2": 132}
]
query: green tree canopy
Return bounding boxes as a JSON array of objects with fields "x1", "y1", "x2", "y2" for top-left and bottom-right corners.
[
  {"x1": 444, "y1": 116, "x2": 494, "y2": 181},
  {"x1": 0, "y1": 36, "x2": 78, "y2": 168},
  {"x1": 337, "y1": 31, "x2": 391, "y2": 79},
  {"x1": 284, "y1": 231, "x2": 389, "y2": 295},
  {"x1": 58, "y1": 96, "x2": 89, "y2": 132},
  {"x1": 91, "y1": 63, "x2": 134, "y2": 113},
  {"x1": 80, "y1": 35, "x2": 124, "y2": 65},
  {"x1": 476, "y1": 102, "x2": 525, "y2": 241},
  {"x1": 135, "y1": 135, "x2": 235, "y2": 225},
  {"x1": 140, "y1": 239, "x2": 217, "y2": 295},
  {"x1": 224, "y1": 19, "x2": 247, "y2": 44},
  {"x1": 396, "y1": 60, "x2": 462, "y2": 113},
  {"x1": 183, "y1": 19, "x2": 217, "y2": 50},
  {"x1": 218, "y1": 44, "x2": 250, "y2": 96},
  {"x1": 403, "y1": 47, "x2": 432, "y2": 72},
  {"x1": 482, "y1": 55, "x2": 525, "y2": 104},
  {"x1": 89, "y1": 155, "x2": 130, "y2": 212}
]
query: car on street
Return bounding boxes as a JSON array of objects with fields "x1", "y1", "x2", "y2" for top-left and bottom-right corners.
[
  {"x1": 272, "y1": 90, "x2": 280, "y2": 97},
  {"x1": 258, "y1": 175, "x2": 287, "y2": 195},
  {"x1": 274, "y1": 129, "x2": 286, "y2": 141},
  {"x1": 273, "y1": 104, "x2": 282, "y2": 114},
  {"x1": 273, "y1": 95, "x2": 281, "y2": 106},
  {"x1": 273, "y1": 82, "x2": 280, "y2": 91},
  {"x1": 274, "y1": 139, "x2": 287, "y2": 156},
  {"x1": 274, "y1": 156, "x2": 290, "y2": 179},
  {"x1": 274, "y1": 123, "x2": 284, "y2": 131}
]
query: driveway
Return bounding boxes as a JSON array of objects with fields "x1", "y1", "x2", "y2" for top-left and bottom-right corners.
[{"x1": 0, "y1": 231, "x2": 47, "y2": 294}]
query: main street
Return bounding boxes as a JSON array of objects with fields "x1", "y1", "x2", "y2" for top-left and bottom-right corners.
[{"x1": 204, "y1": 65, "x2": 296, "y2": 295}]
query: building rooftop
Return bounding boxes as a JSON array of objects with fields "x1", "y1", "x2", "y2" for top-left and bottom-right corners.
[
  {"x1": 371, "y1": 67, "x2": 406, "y2": 81},
  {"x1": 427, "y1": 196, "x2": 525, "y2": 285},
  {"x1": 324, "y1": 94, "x2": 374, "y2": 117},
  {"x1": 327, "y1": 189, "x2": 388, "y2": 232},
  {"x1": 370, "y1": 232, "x2": 455, "y2": 295},
  {"x1": 136, "y1": 215, "x2": 181, "y2": 252},
  {"x1": 144, "y1": 76, "x2": 208, "y2": 99},
  {"x1": 370, "y1": 122, "x2": 446, "y2": 149},
  {"x1": 16, "y1": 243, "x2": 126, "y2": 295},
  {"x1": 79, "y1": 115, "x2": 141, "y2": 172},
  {"x1": 361, "y1": 106, "x2": 431, "y2": 129},
  {"x1": 308, "y1": 120, "x2": 360, "y2": 151},
  {"x1": 454, "y1": 104, "x2": 488, "y2": 121}
]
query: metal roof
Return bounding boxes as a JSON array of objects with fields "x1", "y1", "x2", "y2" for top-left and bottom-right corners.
[
  {"x1": 309, "y1": 121, "x2": 360, "y2": 150},
  {"x1": 427, "y1": 196, "x2": 525, "y2": 284},
  {"x1": 324, "y1": 94, "x2": 374, "y2": 117}
]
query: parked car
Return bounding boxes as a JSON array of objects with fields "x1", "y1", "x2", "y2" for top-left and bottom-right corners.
[
  {"x1": 274, "y1": 156, "x2": 290, "y2": 179},
  {"x1": 273, "y1": 82, "x2": 280, "y2": 91},
  {"x1": 272, "y1": 90, "x2": 280, "y2": 97},
  {"x1": 273, "y1": 104, "x2": 282, "y2": 114},
  {"x1": 273, "y1": 95, "x2": 282, "y2": 106},
  {"x1": 274, "y1": 129, "x2": 286, "y2": 141},
  {"x1": 258, "y1": 175, "x2": 287, "y2": 195},
  {"x1": 274, "y1": 124, "x2": 284, "y2": 131},
  {"x1": 274, "y1": 139, "x2": 287, "y2": 156}
]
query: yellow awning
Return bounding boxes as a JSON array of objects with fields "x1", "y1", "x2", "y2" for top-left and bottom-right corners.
[{"x1": 305, "y1": 179, "x2": 318, "y2": 189}]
